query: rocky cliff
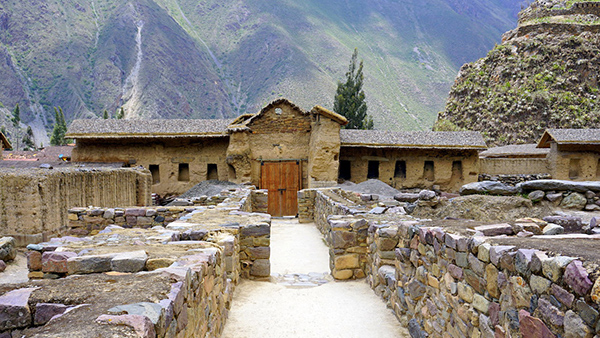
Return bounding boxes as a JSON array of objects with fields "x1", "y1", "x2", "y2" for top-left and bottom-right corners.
[{"x1": 436, "y1": 0, "x2": 600, "y2": 146}]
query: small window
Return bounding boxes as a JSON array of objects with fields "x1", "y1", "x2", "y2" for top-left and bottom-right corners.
[
  {"x1": 178, "y1": 163, "x2": 190, "y2": 182},
  {"x1": 569, "y1": 159, "x2": 581, "y2": 179},
  {"x1": 275, "y1": 108, "x2": 283, "y2": 115},
  {"x1": 423, "y1": 161, "x2": 435, "y2": 181},
  {"x1": 339, "y1": 160, "x2": 352, "y2": 180},
  {"x1": 207, "y1": 163, "x2": 219, "y2": 180},
  {"x1": 394, "y1": 161, "x2": 406, "y2": 178},
  {"x1": 367, "y1": 161, "x2": 379, "y2": 179},
  {"x1": 149, "y1": 165, "x2": 160, "y2": 184},
  {"x1": 451, "y1": 161, "x2": 463, "y2": 180}
]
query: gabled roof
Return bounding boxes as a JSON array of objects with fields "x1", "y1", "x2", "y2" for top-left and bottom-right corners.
[
  {"x1": 0, "y1": 132, "x2": 11, "y2": 149},
  {"x1": 66, "y1": 119, "x2": 233, "y2": 139},
  {"x1": 311, "y1": 106, "x2": 348, "y2": 125},
  {"x1": 480, "y1": 144, "x2": 549, "y2": 158},
  {"x1": 537, "y1": 129, "x2": 600, "y2": 148},
  {"x1": 340, "y1": 130, "x2": 487, "y2": 149}
]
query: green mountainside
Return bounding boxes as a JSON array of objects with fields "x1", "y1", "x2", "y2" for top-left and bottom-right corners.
[
  {"x1": 0, "y1": 0, "x2": 522, "y2": 147},
  {"x1": 437, "y1": 0, "x2": 600, "y2": 146}
]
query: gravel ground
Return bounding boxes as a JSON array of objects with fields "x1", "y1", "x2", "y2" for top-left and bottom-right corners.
[
  {"x1": 338, "y1": 179, "x2": 400, "y2": 200},
  {"x1": 177, "y1": 180, "x2": 241, "y2": 198}
]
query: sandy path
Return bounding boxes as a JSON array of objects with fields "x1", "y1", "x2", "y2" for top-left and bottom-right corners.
[{"x1": 221, "y1": 219, "x2": 410, "y2": 338}]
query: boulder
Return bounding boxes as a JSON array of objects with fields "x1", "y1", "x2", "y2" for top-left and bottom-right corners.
[
  {"x1": 528, "y1": 190, "x2": 545, "y2": 202},
  {"x1": 460, "y1": 181, "x2": 518, "y2": 196},
  {"x1": 546, "y1": 193, "x2": 563, "y2": 203},
  {"x1": 519, "y1": 180, "x2": 600, "y2": 193},
  {"x1": 0, "y1": 237, "x2": 17, "y2": 262},
  {"x1": 561, "y1": 193, "x2": 587, "y2": 210},
  {"x1": 394, "y1": 193, "x2": 419, "y2": 203},
  {"x1": 543, "y1": 224, "x2": 564, "y2": 236},
  {"x1": 543, "y1": 216, "x2": 582, "y2": 233},
  {"x1": 0, "y1": 288, "x2": 38, "y2": 330},
  {"x1": 418, "y1": 190, "x2": 436, "y2": 200}
]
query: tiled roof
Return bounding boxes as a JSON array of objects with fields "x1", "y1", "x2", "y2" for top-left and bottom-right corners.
[
  {"x1": 340, "y1": 130, "x2": 487, "y2": 149},
  {"x1": 480, "y1": 144, "x2": 549, "y2": 158},
  {"x1": 538, "y1": 129, "x2": 600, "y2": 148},
  {"x1": 66, "y1": 119, "x2": 233, "y2": 139}
]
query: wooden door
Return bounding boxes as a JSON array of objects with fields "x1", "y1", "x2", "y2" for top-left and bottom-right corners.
[{"x1": 261, "y1": 161, "x2": 300, "y2": 217}]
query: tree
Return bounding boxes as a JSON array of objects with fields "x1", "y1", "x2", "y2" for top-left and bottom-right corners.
[
  {"x1": 333, "y1": 48, "x2": 373, "y2": 130},
  {"x1": 50, "y1": 107, "x2": 68, "y2": 146},
  {"x1": 22, "y1": 126, "x2": 35, "y2": 150},
  {"x1": 115, "y1": 107, "x2": 125, "y2": 119},
  {"x1": 10, "y1": 104, "x2": 21, "y2": 150},
  {"x1": 103, "y1": 109, "x2": 109, "y2": 119}
]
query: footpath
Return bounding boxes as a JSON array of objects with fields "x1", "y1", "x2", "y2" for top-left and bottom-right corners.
[{"x1": 221, "y1": 218, "x2": 410, "y2": 338}]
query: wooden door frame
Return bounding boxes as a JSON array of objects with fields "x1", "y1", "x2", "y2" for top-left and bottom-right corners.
[{"x1": 260, "y1": 160, "x2": 302, "y2": 217}]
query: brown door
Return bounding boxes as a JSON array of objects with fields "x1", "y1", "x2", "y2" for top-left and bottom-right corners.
[{"x1": 261, "y1": 161, "x2": 300, "y2": 217}]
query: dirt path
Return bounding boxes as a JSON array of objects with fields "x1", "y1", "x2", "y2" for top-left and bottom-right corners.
[{"x1": 221, "y1": 219, "x2": 410, "y2": 338}]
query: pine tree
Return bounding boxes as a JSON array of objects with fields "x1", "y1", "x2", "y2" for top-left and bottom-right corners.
[
  {"x1": 22, "y1": 126, "x2": 35, "y2": 150},
  {"x1": 10, "y1": 104, "x2": 21, "y2": 149},
  {"x1": 333, "y1": 49, "x2": 373, "y2": 130},
  {"x1": 103, "y1": 109, "x2": 109, "y2": 119},
  {"x1": 115, "y1": 107, "x2": 125, "y2": 119},
  {"x1": 50, "y1": 107, "x2": 68, "y2": 146}
]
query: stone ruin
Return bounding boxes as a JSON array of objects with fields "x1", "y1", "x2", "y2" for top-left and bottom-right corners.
[{"x1": 1, "y1": 174, "x2": 600, "y2": 337}]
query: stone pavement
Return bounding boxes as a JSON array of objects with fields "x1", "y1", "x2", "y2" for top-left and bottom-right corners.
[{"x1": 221, "y1": 218, "x2": 410, "y2": 338}]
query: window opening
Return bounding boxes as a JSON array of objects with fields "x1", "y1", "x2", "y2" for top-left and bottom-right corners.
[
  {"x1": 207, "y1": 164, "x2": 219, "y2": 180},
  {"x1": 423, "y1": 161, "x2": 435, "y2": 181},
  {"x1": 569, "y1": 159, "x2": 581, "y2": 179},
  {"x1": 178, "y1": 163, "x2": 190, "y2": 182},
  {"x1": 394, "y1": 161, "x2": 406, "y2": 178},
  {"x1": 149, "y1": 165, "x2": 160, "y2": 184},
  {"x1": 367, "y1": 161, "x2": 379, "y2": 179},
  {"x1": 339, "y1": 160, "x2": 352, "y2": 180}
]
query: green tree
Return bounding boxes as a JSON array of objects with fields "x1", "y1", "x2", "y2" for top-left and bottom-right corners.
[
  {"x1": 10, "y1": 104, "x2": 21, "y2": 149},
  {"x1": 22, "y1": 126, "x2": 35, "y2": 150},
  {"x1": 115, "y1": 107, "x2": 125, "y2": 119},
  {"x1": 103, "y1": 109, "x2": 109, "y2": 119},
  {"x1": 333, "y1": 48, "x2": 373, "y2": 130},
  {"x1": 50, "y1": 107, "x2": 68, "y2": 146}
]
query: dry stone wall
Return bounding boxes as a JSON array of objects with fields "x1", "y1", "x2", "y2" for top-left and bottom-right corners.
[{"x1": 0, "y1": 167, "x2": 151, "y2": 246}]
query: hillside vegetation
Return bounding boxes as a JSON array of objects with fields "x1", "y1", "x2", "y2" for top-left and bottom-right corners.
[
  {"x1": 437, "y1": 0, "x2": 600, "y2": 146},
  {"x1": 0, "y1": 0, "x2": 522, "y2": 146}
]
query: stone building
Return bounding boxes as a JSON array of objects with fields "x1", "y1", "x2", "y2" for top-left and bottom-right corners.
[
  {"x1": 479, "y1": 144, "x2": 550, "y2": 176},
  {"x1": 66, "y1": 99, "x2": 486, "y2": 215},
  {"x1": 538, "y1": 128, "x2": 600, "y2": 180},
  {"x1": 0, "y1": 132, "x2": 11, "y2": 159}
]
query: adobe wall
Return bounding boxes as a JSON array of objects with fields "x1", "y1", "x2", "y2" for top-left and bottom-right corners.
[
  {"x1": 0, "y1": 167, "x2": 151, "y2": 246},
  {"x1": 480, "y1": 158, "x2": 550, "y2": 176},
  {"x1": 340, "y1": 147, "x2": 480, "y2": 192},
  {"x1": 72, "y1": 137, "x2": 230, "y2": 196},
  {"x1": 308, "y1": 114, "x2": 342, "y2": 188},
  {"x1": 227, "y1": 102, "x2": 312, "y2": 188},
  {"x1": 548, "y1": 143, "x2": 600, "y2": 180}
]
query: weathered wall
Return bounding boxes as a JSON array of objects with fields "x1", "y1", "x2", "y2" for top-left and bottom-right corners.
[
  {"x1": 72, "y1": 137, "x2": 230, "y2": 196},
  {"x1": 0, "y1": 167, "x2": 151, "y2": 246},
  {"x1": 340, "y1": 147, "x2": 480, "y2": 192},
  {"x1": 227, "y1": 101, "x2": 312, "y2": 189},
  {"x1": 548, "y1": 143, "x2": 600, "y2": 181},
  {"x1": 480, "y1": 158, "x2": 549, "y2": 176},
  {"x1": 308, "y1": 115, "x2": 341, "y2": 188}
]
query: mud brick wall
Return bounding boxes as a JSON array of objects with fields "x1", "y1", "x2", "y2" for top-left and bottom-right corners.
[
  {"x1": 0, "y1": 167, "x2": 151, "y2": 246},
  {"x1": 365, "y1": 221, "x2": 600, "y2": 338}
]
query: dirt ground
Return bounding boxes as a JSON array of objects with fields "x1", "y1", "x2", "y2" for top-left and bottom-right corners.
[{"x1": 221, "y1": 219, "x2": 410, "y2": 338}]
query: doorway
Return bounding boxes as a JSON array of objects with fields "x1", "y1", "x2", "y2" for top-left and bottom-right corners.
[{"x1": 260, "y1": 161, "x2": 301, "y2": 217}]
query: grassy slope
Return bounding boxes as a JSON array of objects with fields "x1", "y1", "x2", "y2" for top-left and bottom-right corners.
[{"x1": 0, "y1": 0, "x2": 522, "y2": 137}]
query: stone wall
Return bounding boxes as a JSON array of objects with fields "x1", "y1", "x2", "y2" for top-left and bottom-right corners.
[
  {"x1": 480, "y1": 158, "x2": 549, "y2": 176},
  {"x1": 250, "y1": 189, "x2": 268, "y2": 214},
  {"x1": 478, "y1": 173, "x2": 552, "y2": 186},
  {"x1": 0, "y1": 167, "x2": 151, "y2": 246},
  {"x1": 366, "y1": 221, "x2": 600, "y2": 338}
]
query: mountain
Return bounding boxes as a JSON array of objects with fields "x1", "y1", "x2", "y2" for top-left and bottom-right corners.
[
  {"x1": 0, "y1": 0, "x2": 523, "y2": 147},
  {"x1": 437, "y1": 0, "x2": 600, "y2": 146}
]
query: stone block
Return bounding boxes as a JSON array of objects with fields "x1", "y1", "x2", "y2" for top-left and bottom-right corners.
[
  {"x1": 519, "y1": 310, "x2": 556, "y2": 338},
  {"x1": 457, "y1": 282, "x2": 474, "y2": 303},
  {"x1": 574, "y1": 299, "x2": 598, "y2": 327},
  {"x1": 240, "y1": 223, "x2": 270, "y2": 237},
  {"x1": 334, "y1": 254, "x2": 359, "y2": 270},
  {"x1": 34, "y1": 303, "x2": 68, "y2": 325},
  {"x1": 331, "y1": 231, "x2": 356, "y2": 249},
  {"x1": 108, "y1": 302, "x2": 163, "y2": 325},
  {"x1": 124, "y1": 208, "x2": 146, "y2": 217},
  {"x1": 477, "y1": 243, "x2": 491, "y2": 263},
  {"x1": 27, "y1": 251, "x2": 42, "y2": 271},
  {"x1": 530, "y1": 275, "x2": 552, "y2": 294},
  {"x1": 146, "y1": 258, "x2": 175, "y2": 271},
  {"x1": 332, "y1": 269, "x2": 353, "y2": 280},
  {"x1": 542, "y1": 256, "x2": 576, "y2": 283},
  {"x1": 564, "y1": 260, "x2": 593, "y2": 296},
  {"x1": 42, "y1": 251, "x2": 77, "y2": 273},
  {"x1": 248, "y1": 247, "x2": 270, "y2": 259},
  {"x1": 250, "y1": 259, "x2": 270, "y2": 277},
  {"x1": 543, "y1": 215, "x2": 583, "y2": 233},
  {"x1": 474, "y1": 224, "x2": 513, "y2": 237},
  {"x1": 551, "y1": 284, "x2": 574, "y2": 308},
  {"x1": 111, "y1": 250, "x2": 148, "y2": 273},
  {"x1": 564, "y1": 310, "x2": 592, "y2": 338},
  {"x1": 0, "y1": 288, "x2": 37, "y2": 330},
  {"x1": 489, "y1": 245, "x2": 515, "y2": 266},
  {"x1": 67, "y1": 253, "x2": 115, "y2": 275},
  {"x1": 96, "y1": 314, "x2": 156, "y2": 338},
  {"x1": 473, "y1": 294, "x2": 490, "y2": 314},
  {"x1": 543, "y1": 223, "x2": 564, "y2": 235},
  {"x1": 535, "y1": 298, "x2": 564, "y2": 327},
  {"x1": 515, "y1": 249, "x2": 535, "y2": 276}
]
